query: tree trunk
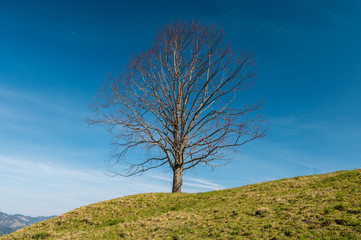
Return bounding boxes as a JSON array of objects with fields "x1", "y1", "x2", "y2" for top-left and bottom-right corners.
[{"x1": 172, "y1": 166, "x2": 183, "y2": 193}]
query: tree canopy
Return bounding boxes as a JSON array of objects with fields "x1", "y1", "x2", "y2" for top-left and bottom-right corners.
[{"x1": 89, "y1": 21, "x2": 267, "y2": 192}]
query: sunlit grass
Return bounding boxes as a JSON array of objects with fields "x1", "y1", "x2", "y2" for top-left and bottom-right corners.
[{"x1": 2, "y1": 169, "x2": 360, "y2": 239}]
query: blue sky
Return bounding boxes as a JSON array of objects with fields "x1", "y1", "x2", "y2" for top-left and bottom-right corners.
[{"x1": 1, "y1": 0, "x2": 360, "y2": 216}]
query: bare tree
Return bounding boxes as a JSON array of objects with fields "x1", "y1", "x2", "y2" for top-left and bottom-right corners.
[{"x1": 88, "y1": 21, "x2": 266, "y2": 193}]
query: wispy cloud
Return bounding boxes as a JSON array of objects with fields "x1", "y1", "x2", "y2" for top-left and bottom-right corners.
[
  {"x1": 185, "y1": 177, "x2": 224, "y2": 190},
  {"x1": 315, "y1": 3, "x2": 350, "y2": 27},
  {"x1": 0, "y1": 84, "x2": 88, "y2": 121},
  {"x1": 0, "y1": 155, "x2": 223, "y2": 216},
  {"x1": 153, "y1": 175, "x2": 224, "y2": 190},
  {"x1": 262, "y1": 148, "x2": 330, "y2": 173},
  {"x1": 242, "y1": 113, "x2": 359, "y2": 178},
  {"x1": 270, "y1": 113, "x2": 361, "y2": 140},
  {"x1": 0, "y1": 84, "x2": 226, "y2": 216}
]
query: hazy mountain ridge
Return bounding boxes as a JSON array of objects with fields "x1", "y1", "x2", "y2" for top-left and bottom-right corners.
[
  {"x1": 1, "y1": 169, "x2": 360, "y2": 239},
  {"x1": 0, "y1": 212, "x2": 55, "y2": 236}
]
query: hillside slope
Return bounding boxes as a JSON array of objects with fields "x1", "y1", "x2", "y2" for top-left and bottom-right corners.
[{"x1": 2, "y1": 169, "x2": 360, "y2": 239}]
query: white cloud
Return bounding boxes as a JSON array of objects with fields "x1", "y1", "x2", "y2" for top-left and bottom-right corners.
[
  {"x1": 153, "y1": 175, "x2": 224, "y2": 191},
  {"x1": 184, "y1": 177, "x2": 224, "y2": 190},
  {"x1": 0, "y1": 155, "x2": 223, "y2": 216},
  {"x1": 0, "y1": 85, "x2": 226, "y2": 216}
]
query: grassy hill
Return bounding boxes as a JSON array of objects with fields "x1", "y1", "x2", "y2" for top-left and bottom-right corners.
[{"x1": 2, "y1": 169, "x2": 360, "y2": 239}]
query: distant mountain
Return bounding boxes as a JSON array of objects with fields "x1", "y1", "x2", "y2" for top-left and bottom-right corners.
[{"x1": 0, "y1": 212, "x2": 55, "y2": 236}]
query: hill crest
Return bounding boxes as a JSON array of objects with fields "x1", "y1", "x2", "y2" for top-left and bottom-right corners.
[{"x1": 2, "y1": 169, "x2": 360, "y2": 239}]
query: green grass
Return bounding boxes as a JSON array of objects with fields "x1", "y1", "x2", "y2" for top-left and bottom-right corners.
[{"x1": 2, "y1": 169, "x2": 361, "y2": 239}]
